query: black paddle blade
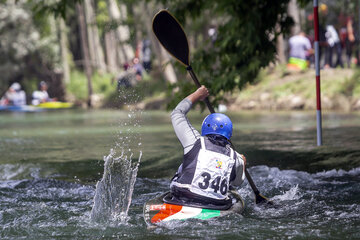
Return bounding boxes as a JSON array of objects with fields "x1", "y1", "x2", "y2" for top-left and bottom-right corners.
[
  {"x1": 152, "y1": 10, "x2": 190, "y2": 66},
  {"x1": 255, "y1": 193, "x2": 274, "y2": 205}
]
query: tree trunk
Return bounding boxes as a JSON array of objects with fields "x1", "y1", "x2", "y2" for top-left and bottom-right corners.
[
  {"x1": 106, "y1": 0, "x2": 134, "y2": 64},
  {"x1": 47, "y1": 16, "x2": 66, "y2": 101},
  {"x1": 135, "y1": 1, "x2": 177, "y2": 84},
  {"x1": 58, "y1": 18, "x2": 70, "y2": 84},
  {"x1": 275, "y1": 16, "x2": 287, "y2": 65},
  {"x1": 288, "y1": 0, "x2": 301, "y2": 35},
  {"x1": 276, "y1": 33, "x2": 286, "y2": 64},
  {"x1": 161, "y1": 54, "x2": 178, "y2": 84},
  {"x1": 104, "y1": 30, "x2": 119, "y2": 73},
  {"x1": 76, "y1": 3, "x2": 93, "y2": 107},
  {"x1": 84, "y1": 0, "x2": 106, "y2": 73}
]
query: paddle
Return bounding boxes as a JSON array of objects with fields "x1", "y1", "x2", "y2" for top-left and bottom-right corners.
[{"x1": 152, "y1": 10, "x2": 273, "y2": 205}]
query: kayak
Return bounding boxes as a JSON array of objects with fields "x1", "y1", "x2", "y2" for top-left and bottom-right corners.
[
  {"x1": 143, "y1": 190, "x2": 245, "y2": 227},
  {"x1": 0, "y1": 102, "x2": 73, "y2": 112},
  {"x1": 35, "y1": 101, "x2": 73, "y2": 109},
  {"x1": 0, "y1": 105, "x2": 43, "y2": 112}
]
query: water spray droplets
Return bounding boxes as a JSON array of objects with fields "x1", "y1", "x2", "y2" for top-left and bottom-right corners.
[
  {"x1": 91, "y1": 148, "x2": 142, "y2": 223},
  {"x1": 91, "y1": 86, "x2": 144, "y2": 224}
]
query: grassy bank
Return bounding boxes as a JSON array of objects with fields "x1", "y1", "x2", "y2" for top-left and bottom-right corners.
[
  {"x1": 64, "y1": 66, "x2": 360, "y2": 112},
  {"x1": 228, "y1": 67, "x2": 360, "y2": 112}
]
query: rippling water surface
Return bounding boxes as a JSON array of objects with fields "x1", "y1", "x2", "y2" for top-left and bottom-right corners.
[{"x1": 0, "y1": 110, "x2": 359, "y2": 239}]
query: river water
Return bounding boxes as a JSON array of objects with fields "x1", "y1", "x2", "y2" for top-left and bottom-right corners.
[{"x1": 0, "y1": 109, "x2": 359, "y2": 239}]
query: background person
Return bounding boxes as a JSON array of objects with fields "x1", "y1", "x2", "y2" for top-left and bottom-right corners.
[
  {"x1": 116, "y1": 63, "x2": 137, "y2": 89},
  {"x1": 325, "y1": 25, "x2": 343, "y2": 68},
  {"x1": 132, "y1": 57, "x2": 143, "y2": 82},
  {"x1": 345, "y1": 18, "x2": 360, "y2": 68},
  {"x1": 142, "y1": 39, "x2": 152, "y2": 72},
  {"x1": 32, "y1": 81, "x2": 55, "y2": 105},
  {"x1": 0, "y1": 82, "x2": 26, "y2": 106},
  {"x1": 287, "y1": 31, "x2": 313, "y2": 70}
]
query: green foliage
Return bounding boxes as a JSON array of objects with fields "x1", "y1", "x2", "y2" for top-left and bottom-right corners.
[
  {"x1": 95, "y1": 0, "x2": 110, "y2": 36},
  {"x1": 155, "y1": 0, "x2": 298, "y2": 108},
  {"x1": 296, "y1": 0, "x2": 311, "y2": 8},
  {"x1": 67, "y1": 71, "x2": 88, "y2": 101},
  {"x1": 22, "y1": 78, "x2": 39, "y2": 97},
  {"x1": 30, "y1": 0, "x2": 83, "y2": 19},
  {"x1": 67, "y1": 70, "x2": 116, "y2": 101},
  {"x1": 0, "y1": 1, "x2": 60, "y2": 94},
  {"x1": 93, "y1": 72, "x2": 116, "y2": 98}
]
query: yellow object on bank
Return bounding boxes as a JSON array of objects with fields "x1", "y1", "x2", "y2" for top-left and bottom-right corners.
[{"x1": 287, "y1": 57, "x2": 309, "y2": 70}]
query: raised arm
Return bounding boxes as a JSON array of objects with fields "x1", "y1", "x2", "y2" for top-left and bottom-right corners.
[
  {"x1": 186, "y1": 85, "x2": 209, "y2": 103},
  {"x1": 171, "y1": 86, "x2": 209, "y2": 154}
]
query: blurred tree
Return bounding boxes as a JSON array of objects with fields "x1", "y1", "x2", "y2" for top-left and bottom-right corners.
[
  {"x1": 58, "y1": 17, "x2": 70, "y2": 84},
  {"x1": 156, "y1": 0, "x2": 312, "y2": 108},
  {"x1": 0, "y1": 0, "x2": 63, "y2": 100},
  {"x1": 106, "y1": 0, "x2": 134, "y2": 64},
  {"x1": 288, "y1": 0, "x2": 301, "y2": 35},
  {"x1": 95, "y1": 0, "x2": 120, "y2": 73},
  {"x1": 104, "y1": 30, "x2": 120, "y2": 73},
  {"x1": 133, "y1": 1, "x2": 177, "y2": 84},
  {"x1": 84, "y1": 0, "x2": 107, "y2": 73},
  {"x1": 31, "y1": 0, "x2": 82, "y2": 19},
  {"x1": 76, "y1": 2, "x2": 93, "y2": 107},
  {"x1": 276, "y1": 24, "x2": 287, "y2": 64}
]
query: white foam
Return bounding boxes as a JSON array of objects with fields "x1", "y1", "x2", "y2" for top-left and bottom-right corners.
[
  {"x1": 248, "y1": 165, "x2": 360, "y2": 188},
  {"x1": 272, "y1": 184, "x2": 302, "y2": 201},
  {"x1": 0, "y1": 163, "x2": 41, "y2": 180}
]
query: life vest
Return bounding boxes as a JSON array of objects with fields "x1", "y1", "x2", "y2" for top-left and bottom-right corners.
[{"x1": 171, "y1": 136, "x2": 236, "y2": 200}]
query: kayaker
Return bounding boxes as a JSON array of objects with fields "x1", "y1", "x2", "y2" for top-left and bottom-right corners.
[
  {"x1": 0, "y1": 82, "x2": 26, "y2": 106},
  {"x1": 287, "y1": 31, "x2": 313, "y2": 70},
  {"x1": 169, "y1": 85, "x2": 246, "y2": 209},
  {"x1": 32, "y1": 81, "x2": 56, "y2": 105}
]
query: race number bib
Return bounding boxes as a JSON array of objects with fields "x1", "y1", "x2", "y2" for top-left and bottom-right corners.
[{"x1": 190, "y1": 145, "x2": 235, "y2": 200}]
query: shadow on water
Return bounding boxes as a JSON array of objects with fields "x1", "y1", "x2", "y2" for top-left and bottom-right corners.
[
  {"x1": 136, "y1": 125, "x2": 360, "y2": 178},
  {"x1": 237, "y1": 126, "x2": 360, "y2": 173},
  {"x1": 3, "y1": 125, "x2": 358, "y2": 182}
]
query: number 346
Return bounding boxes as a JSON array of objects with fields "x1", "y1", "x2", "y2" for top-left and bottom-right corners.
[{"x1": 198, "y1": 172, "x2": 228, "y2": 195}]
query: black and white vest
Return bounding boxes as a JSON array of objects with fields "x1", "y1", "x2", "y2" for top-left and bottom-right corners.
[{"x1": 171, "y1": 136, "x2": 236, "y2": 200}]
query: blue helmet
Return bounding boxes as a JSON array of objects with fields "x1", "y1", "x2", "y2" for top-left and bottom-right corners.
[{"x1": 201, "y1": 113, "x2": 233, "y2": 139}]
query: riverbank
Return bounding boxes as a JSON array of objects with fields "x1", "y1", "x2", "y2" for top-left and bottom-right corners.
[
  {"x1": 63, "y1": 67, "x2": 360, "y2": 112},
  {"x1": 227, "y1": 67, "x2": 360, "y2": 112},
  {"x1": 128, "y1": 67, "x2": 360, "y2": 112}
]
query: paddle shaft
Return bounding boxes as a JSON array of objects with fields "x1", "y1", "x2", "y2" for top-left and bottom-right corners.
[
  {"x1": 186, "y1": 66, "x2": 264, "y2": 201},
  {"x1": 186, "y1": 66, "x2": 215, "y2": 113}
]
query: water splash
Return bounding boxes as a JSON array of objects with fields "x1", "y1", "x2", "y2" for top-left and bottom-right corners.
[
  {"x1": 91, "y1": 88, "x2": 143, "y2": 223},
  {"x1": 90, "y1": 148, "x2": 141, "y2": 223},
  {"x1": 272, "y1": 184, "x2": 301, "y2": 201}
]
